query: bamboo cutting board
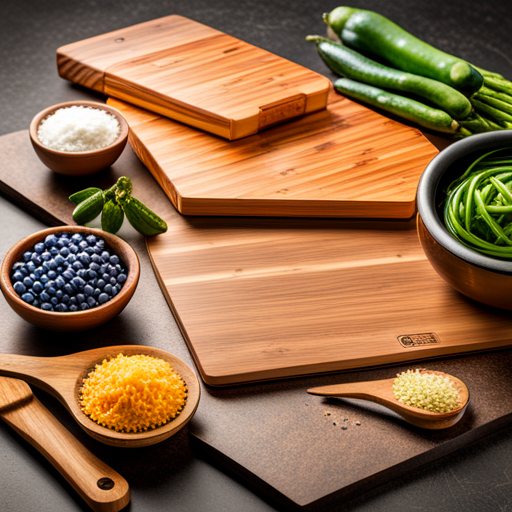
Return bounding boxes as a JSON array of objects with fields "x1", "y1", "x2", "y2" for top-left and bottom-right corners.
[
  {"x1": 56, "y1": 15, "x2": 330, "y2": 140},
  {"x1": 110, "y1": 92, "x2": 439, "y2": 218},
  {"x1": 2, "y1": 126, "x2": 512, "y2": 388}
]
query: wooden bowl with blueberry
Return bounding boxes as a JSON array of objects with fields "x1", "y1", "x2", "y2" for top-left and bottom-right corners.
[{"x1": 0, "y1": 226, "x2": 139, "y2": 331}]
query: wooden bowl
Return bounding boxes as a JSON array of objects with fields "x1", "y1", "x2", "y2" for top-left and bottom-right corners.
[
  {"x1": 0, "y1": 226, "x2": 139, "y2": 331},
  {"x1": 417, "y1": 131, "x2": 512, "y2": 310},
  {"x1": 29, "y1": 101, "x2": 129, "y2": 176}
]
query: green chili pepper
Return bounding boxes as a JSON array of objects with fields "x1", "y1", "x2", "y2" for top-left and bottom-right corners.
[
  {"x1": 72, "y1": 191, "x2": 105, "y2": 225},
  {"x1": 69, "y1": 187, "x2": 102, "y2": 205},
  {"x1": 101, "y1": 200, "x2": 125, "y2": 234}
]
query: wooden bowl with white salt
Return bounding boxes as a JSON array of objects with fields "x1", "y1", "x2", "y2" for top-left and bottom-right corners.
[{"x1": 29, "y1": 100, "x2": 129, "y2": 176}]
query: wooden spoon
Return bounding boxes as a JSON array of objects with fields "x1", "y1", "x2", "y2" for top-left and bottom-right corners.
[
  {"x1": 307, "y1": 370, "x2": 469, "y2": 430},
  {"x1": 0, "y1": 376, "x2": 130, "y2": 512},
  {"x1": 0, "y1": 346, "x2": 201, "y2": 447}
]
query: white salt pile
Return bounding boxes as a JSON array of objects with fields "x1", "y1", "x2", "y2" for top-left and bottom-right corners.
[{"x1": 37, "y1": 105, "x2": 120, "y2": 152}]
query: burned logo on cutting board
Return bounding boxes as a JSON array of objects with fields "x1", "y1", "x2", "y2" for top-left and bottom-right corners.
[{"x1": 397, "y1": 333, "x2": 441, "y2": 348}]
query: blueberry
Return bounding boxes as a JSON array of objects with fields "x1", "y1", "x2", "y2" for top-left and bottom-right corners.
[
  {"x1": 72, "y1": 261, "x2": 83, "y2": 271},
  {"x1": 55, "y1": 276, "x2": 66, "y2": 288},
  {"x1": 21, "y1": 292, "x2": 34, "y2": 303},
  {"x1": 56, "y1": 290, "x2": 64, "y2": 299},
  {"x1": 76, "y1": 293, "x2": 85, "y2": 303},
  {"x1": 47, "y1": 286, "x2": 56, "y2": 296},
  {"x1": 62, "y1": 294, "x2": 70, "y2": 303},
  {"x1": 13, "y1": 282, "x2": 26, "y2": 294},
  {"x1": 69, "y1": 296, "x2": 77, "y2": 305},
  {"x1": 104, "y1": 284, "x2": 113, "y2": 295},
  {"x1": 41, "y1": 302, "x2": 53, "y2": 311},
  {"x1": 41, "y1": 251, "x2": 51, "y2": 261},
  {"x1": 32, "y1": 299, "x2": 40, "y2": 307},
  {"x1": 86, "y1": 235, "x2": 97, "y2": 245},
  {"x1": 88, "y1": 278, "x2": 97, "y2": 287},
  {"x1": 49, "y1": 247, "x2": 59, "y2": 256},
  {"x1": 40, "y1": 291, "x2": 50, "y2": 302},
  {"x1": 54, "y1": 254, "x2": 65, "y2": 266},
  {"x1": 79, "y1": 240, "x2": 88, "y2": 251},
  {"x1": 34, "y1": 267, "x2": 43, "y2": 278},
  {"x1": 90, "y1": 262, "x2": 100, "y2": 271},
  {"x1": 47, "y1": 259, "x2": 57, "y2": 270},
  {"x1": 62, "y1": 270, "x2": 74, "y2": 281},
  {"x1": 34, "y1": 242, "x2": 45, "y2": 254},
  {"x1": 64, "y1": 283, "x2": 75, "y2": 295},
  {"x1": 32, "y1": 281, "x2": 43, "y2": 293},
  {"x1": 109, "y1": 255, "x2": 119, "y2": 265},
  {"x1": 77, "y1": 269, "x2": 87, "y2": 279},
  {"x1": 85, "y1": 247, "x2": 95, "y2": 255},
  {"x1": 98, "y1": 293, "x2": 109, "y2": 304},
  {"x1": 55, "y1": 303, "x2": 68, "y2": 312},
  {"x1": 72, "y1": 277, "x2": 86, "y2": 289},
  {"x1": 50, "y1": 297, "x2": 59, "y2": 306},
  {"x1": 100, "y1": 263, "x2": 109, "y2": 274},
  {"x1": 12, "y1": 262, "x2": 25, "y2": 271},
  {"x1": 23, "y1": 277, "x2": 34, "y2": 287},
  {"x1": 93, "y1": 287, "x2": 101, "y2": 296},
  {"x1": 48, "y1": 270, "x2": 57, "y2": 280},
  {"x1": 101, "y1": 251, "x2": 110, "y2": 263},
  {"x1": 30, "y1": 253, "x2": 41, "y2": 266},
  {"x1": 29, "y1": 273, "x2": 36, "y2": 281},
  {"x1": 87, "y1": 269, "x2": 98, "y2": 280},
  {"x1": 69, "y1": 304, "x2": 78, "y2": 312},
  {"x1": 97, "y1": 279, "x2": 105, "y2": 289},
  {"x1": 12, "y1": 270, "x2": 24, "y2": 281},
  {"x1": 23, "y1": 251, "x2": 32, "y2": 262},
  {"x1": 110, "y1": 277, "x2": 117, "y2": 286},
  {"x1": 66, "y1": 254, "x2": 77, "y2": 264},
  {"x1": 60, "y1": 247, "x2": 70, "y2": 257},
  {"x1": 44, "y1": 234, "x2": 58, "y2": 247},
  {"x1": 40, "y1": 274, "x2": 49, "y2": 284},
  {"x1": 80, "y1": 303, "x2": 90, "y2": 310},
  {"x1": 84, "y1": 285, "x2": 94, "y2": 297},
  {"x1": 26, "y1": 261, "x2": 36, "y2": 273},
  {"x1": 71, "y1": 234, "x2": 83, "y2": 244},
  {"x1": 79, "y1": 252, "x2": 90, "y2": 265},
  {"x1": 93, "y1": 246, "x2": 103, "y2": 254},
  {"x1": 69, "y1": 244, "x2": 79, "y2": 254},
  {"x1": 87, "y1": 296, "x2": 96, "y2": 307}
]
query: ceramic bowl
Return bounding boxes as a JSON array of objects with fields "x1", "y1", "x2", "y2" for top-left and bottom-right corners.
[
  {"x1": 417, "y1": 130, "x2": 512, "y2": 310},
  {"x1": 29, "y1": 101, "x2": 129, "y2": 176},
  {"x1": 0, "y1": 226, "x2": 140, "y2": 331}
]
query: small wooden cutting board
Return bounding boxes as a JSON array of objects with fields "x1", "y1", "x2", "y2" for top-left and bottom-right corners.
[{"x1": 56, "y1": 15, "x2": 330, "y2": 140}]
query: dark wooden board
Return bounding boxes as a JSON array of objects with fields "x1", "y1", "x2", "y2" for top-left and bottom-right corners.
[{"x1": 3, "y1": 129, "x2": 512, "y2": 509}]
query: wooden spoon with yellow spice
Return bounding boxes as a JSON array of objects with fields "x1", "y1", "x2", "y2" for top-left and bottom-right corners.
[{"x1": 308, "y1": 369, "x2": 469, "y2": 430}]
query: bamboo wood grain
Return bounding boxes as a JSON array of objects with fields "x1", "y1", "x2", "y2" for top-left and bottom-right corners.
[
  {"x1": 111, "y1": 93, "x2": 439, "y2": 218},
  {"x1": 0, "y1": 377, "x2": 130, "y2": 512},
  {"x1": 56, "y1": 15, "x2": 330, "y2": 139},
  {"x1": 144, "y1": 212, "x2": 512, "y2": 386},
  {"x1": 0, "y1": 346, "x2": 200, "y2": 447}
]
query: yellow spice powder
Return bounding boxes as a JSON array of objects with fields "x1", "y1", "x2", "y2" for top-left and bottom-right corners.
[
  {"x1": 392, "y1": 369, "x2": 460, "y2": 413},
  {"x1": 80, "y1": 353, "x2": 187, "y2": 433}
]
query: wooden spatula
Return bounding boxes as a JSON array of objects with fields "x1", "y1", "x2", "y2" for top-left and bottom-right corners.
[{"x1": 0, "y1": 376, "x2": 130, "y2": 512}]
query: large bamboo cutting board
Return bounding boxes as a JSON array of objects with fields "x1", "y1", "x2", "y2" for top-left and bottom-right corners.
[
  {"x1": 56, "y1": 15, "x2": 330, "y2": 140},
  {"x1": 110, "y1": 92, "x2": 439, "y2": 218}
]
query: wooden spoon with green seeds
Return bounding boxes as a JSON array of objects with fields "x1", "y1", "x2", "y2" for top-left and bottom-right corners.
[{"x1": 307, "y1": 370, "x2": 469, "y2": 430}]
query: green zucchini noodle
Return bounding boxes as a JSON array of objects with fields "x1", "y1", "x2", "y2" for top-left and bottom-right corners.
[{"x1": 443, "y1": 147, "x2": 512, "y2": 259}]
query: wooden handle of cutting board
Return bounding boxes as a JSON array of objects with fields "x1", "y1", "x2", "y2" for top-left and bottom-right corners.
[{"x1": 0, "y1": 395, "x2": 130, "y2": 512}]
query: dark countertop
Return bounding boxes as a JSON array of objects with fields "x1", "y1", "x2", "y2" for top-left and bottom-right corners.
[{"x1": 2, "y1": 1, "x2": 512, "y2": 511}]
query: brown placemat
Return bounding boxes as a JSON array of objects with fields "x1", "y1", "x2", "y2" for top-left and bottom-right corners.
[{"x1": 2, "y1": 130, "x2": 512, "y2": 510}]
